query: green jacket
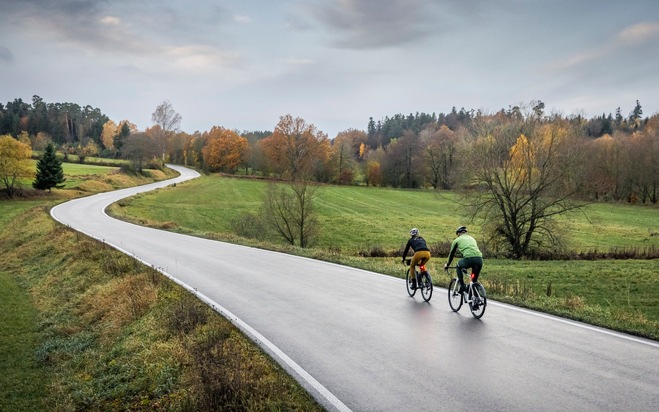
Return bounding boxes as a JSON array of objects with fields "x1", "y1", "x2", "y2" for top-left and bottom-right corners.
[{"x1": 447, "y1": 234, "x2": 482, "y2": 264}]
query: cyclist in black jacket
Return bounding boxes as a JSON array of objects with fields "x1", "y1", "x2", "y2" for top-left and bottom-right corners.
[{"x1": 401, "y1": 228, "x2": 431, "y2": 289}]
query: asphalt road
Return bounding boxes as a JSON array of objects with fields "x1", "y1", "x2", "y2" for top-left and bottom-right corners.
[{"x1": 51, "y1": 165, "x2": 659, "y2": 412}]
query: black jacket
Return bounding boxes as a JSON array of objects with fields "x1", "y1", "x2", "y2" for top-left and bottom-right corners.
[{"x1": 402, "y1": 236, "x2": 429, "y2": 259}]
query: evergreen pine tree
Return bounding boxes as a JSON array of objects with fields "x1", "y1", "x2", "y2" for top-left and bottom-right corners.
[{"x1": 33, "y1": 142, "x2": 65, "y2": 191}]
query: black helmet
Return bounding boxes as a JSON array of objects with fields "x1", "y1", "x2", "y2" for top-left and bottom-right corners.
[{"x1": 456, "y1": 226, "x2": 467, "y2": 235}]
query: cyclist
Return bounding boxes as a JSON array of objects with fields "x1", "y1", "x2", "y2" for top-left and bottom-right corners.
[
  {"x1": 401, "y1": 228, "x2": 431, "y2": 289},
  {"x1": 444, "y1": 226, "x2": 483, "y2": 294}
]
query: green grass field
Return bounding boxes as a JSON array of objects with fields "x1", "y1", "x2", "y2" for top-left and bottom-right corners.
[
  {"x1": 109, "y1": 175, "x2": 659, "y2": 252},
  {"x1": 17, "y1": 160, "x2": 120, "y2": 189},
  {"x1": 108, "y1": 174, "x2": 659, "y2": 340}
]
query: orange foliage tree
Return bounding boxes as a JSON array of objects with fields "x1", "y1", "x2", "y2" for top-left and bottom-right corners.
[
  {"x1": 202, "y1": 127, "x2": 248, "y2": 173},
  {"x1": 260, "y1": 115, "x2": 329, "y2": 180}
]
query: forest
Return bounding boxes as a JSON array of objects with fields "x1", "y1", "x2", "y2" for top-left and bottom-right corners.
[{"x1": 1, "y1": 95, "x2": 657, "y2": 206}]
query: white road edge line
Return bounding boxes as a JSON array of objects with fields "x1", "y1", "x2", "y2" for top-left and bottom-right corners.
[{"x1": 487, "y1": 300, "x2": 659, "y2": 348}]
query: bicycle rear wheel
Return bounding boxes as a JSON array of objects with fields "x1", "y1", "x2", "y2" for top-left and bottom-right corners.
[
  {"x1": 406, "y1": 269, "x2": 417, "y2": 297},
  {"x1": 447, "y1": 278, "x2": 462, "y2": 311},
  {"x1": 420, "y1": 271, "x2": 433, "y2": 302},
  {"x1": 469, "y1": 283, "x2": 487, "y2": 319}
]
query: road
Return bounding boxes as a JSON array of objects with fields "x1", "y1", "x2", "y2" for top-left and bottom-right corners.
[{"x1": 51, "y1": 165, "x2": 659, "y2": 412}]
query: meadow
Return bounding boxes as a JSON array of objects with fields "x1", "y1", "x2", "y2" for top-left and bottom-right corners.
[
  {"x1": 108, "y1": 174, "x2": 659, "y2": 340},
  {"x1": 108, "y1": 174, "x2": 659, "y2": 253}
]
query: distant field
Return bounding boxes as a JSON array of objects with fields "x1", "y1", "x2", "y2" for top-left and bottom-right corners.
[
  {"x1": 16, "y1": 160, "x2": 120, "y2": 189},
  {"x1": 109, "y1": 174, "x2": 659, "y2": 253},
  {"x1": 59, "y1": 162, "x2": 120, "y2": 188}
]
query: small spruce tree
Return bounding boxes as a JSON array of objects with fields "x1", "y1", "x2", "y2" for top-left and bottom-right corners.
[{"x1": 33, "y1": 142, "x2": 66, "y2": 191}]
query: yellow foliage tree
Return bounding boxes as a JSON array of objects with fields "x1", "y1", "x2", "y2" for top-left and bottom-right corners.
[
  {"x1": 506, "y1": 133, "x2": 533, "y2": 184},
  {"x1": 202, "y1": 127, "x2": 248, "y2": 172},
  {"x1": 366, "y1": 161, "x2": 381, "y2": 187},
  {"x1": 18, "y1": 131, "x2": 32, "y2": 148},
  {"x1": 0, "y1": 135, "x2": 34, "y2": 197},
  {"x1": 101, "y1": 120, "x2": 117, "y2": 150}
]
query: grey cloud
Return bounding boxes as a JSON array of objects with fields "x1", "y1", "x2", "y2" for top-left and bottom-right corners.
[
  {"x1": 0, "y1": 0, "x2": 230, "y2": 57},
  {"x1": 307, "y1": 0, "x2": 443, "y2": 49},
  {"x1": 0, "y1": 0, "x2": 152, "y2": 55},
  {"x1": 0, "y1": 47, "x2": 13, "y2": 62}
]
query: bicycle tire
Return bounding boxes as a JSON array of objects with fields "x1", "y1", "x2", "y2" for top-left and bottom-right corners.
[
  {"x1": 447, "y1": 278, "x2": 462, "y2": 311},
  {"x1": 406, "y1": 269, "x2": 417, "y2": 297},
  {"x1": 420, "y1": 271, "x2": 433, "y2": 302},
  {"x1": 469, "y1": 283, "x2": 487, "y2": 319}
]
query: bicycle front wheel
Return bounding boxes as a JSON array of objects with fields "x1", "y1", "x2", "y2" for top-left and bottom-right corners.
[
  {"x1": 469, "y1": 283, "x2": 487, "y2": 319},
  {"x1": 406, "y1": 269, "x2": 417, "y2": 297},
  {"x1": 447, "y1": 278, "x2": 462, "y2": 311},
  {"x1": 420, "y1": 272, "x2": 433, "y2": 302}
]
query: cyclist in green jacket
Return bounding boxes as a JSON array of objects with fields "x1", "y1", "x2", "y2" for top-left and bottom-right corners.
[
  {"x1": 444, "y1": 226, "x2": 483, "y2": 293},
  {"x1": 402, "y1": 228, "x2": 431, "y2": 289}
]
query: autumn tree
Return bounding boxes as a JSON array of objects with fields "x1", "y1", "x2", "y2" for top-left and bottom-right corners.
[
  {"x1": 465, "y1": 121, "x2": 585, "y2": 258},
  {"x1": 329, "y1": 129, "x2": 366, "y2": 184},
  {"x1": 121, "y1": 132, "x2": 159, "y2": 173},
  {"x1": 421, "y1": 124, "x2": 458, "y2": 189},
  {"x1": 0, "y1": 134, "x2": 33, "y2": 197},
  {"x1": 113, "y1": 120, "x2": 134, "y2": 154},
  {"x1": 169, "y1": 131, "x2": 200, "y2": 167},
  {"x1": 33, "y1": 142, "x2": 65, "y2": 191},
  {"x1": 366, "y1": 161, "x2": 382, "y2": 187},
  {"x1": 31, "y1": 131, "x2": 51, "y2": 151},
  {"x1": 584, "y1": 133, "x2": 630, "y2": 201},
  {"x1": 261, "y1": 180, "x2": 320, "y2": 248},
  {"x1": 101, "y1": 120, "x2": 117, "y2": 152},
  {"x1": 381, "y1": 130, "x2": 424, "y2": 188},
  {"x1": 627, "y1": 117, "x2": 659, "y2": 203},
  {"x1": 260, "y1": 115, "x2": 329, "y2": 180},
  {"x1": 75, "y1": 138, "x2": 99, "y2": 163},
  {"x1": 202, "y1": 127, "x2": 249, "y2": 173}
]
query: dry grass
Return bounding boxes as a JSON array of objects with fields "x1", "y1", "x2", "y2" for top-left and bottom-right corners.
[{"x1": 1, "y1": 169, "x2": 322, "y2": 411}]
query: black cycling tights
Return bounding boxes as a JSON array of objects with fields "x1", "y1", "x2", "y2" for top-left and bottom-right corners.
[{"x1": 457, "y1": 256, "x2": 483, "y2": 286}]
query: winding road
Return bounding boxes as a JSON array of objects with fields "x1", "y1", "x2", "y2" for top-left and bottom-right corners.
[{"x1": 50, "y1": 165, "x2": 659, "y2": 411}]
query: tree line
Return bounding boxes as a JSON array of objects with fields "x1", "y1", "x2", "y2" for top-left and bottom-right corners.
[
  {"x1": 2, "y1": 96, "x2": 656, "y2": 205},
  {"x1": 2, "y1": 96, "x2": 656, "y2": 256}
]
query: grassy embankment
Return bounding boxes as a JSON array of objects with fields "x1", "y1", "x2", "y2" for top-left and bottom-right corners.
[
  {"x1": 107, "y1": 175, "x2": 659, "y2": 340},
  {"x1": 1, "y1": 163, "x2": 322, "y2": 411}
]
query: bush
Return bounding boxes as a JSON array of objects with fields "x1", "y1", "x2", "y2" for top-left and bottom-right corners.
[{"x1": 230, "y1": 212, "x2": 269, "y2": 240}]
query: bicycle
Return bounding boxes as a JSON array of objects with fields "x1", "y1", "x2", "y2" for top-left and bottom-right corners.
[
  {"x1": 404, "y1": 258, "x2": 433, "y2": 302},
  {"x1": 445, "y1": 266, "x2": 487, "y2": 318}
]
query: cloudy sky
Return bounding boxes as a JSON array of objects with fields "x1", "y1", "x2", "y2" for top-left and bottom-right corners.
[{"x1": 1, "y1": 0, "x2": 658, "y2": 137}]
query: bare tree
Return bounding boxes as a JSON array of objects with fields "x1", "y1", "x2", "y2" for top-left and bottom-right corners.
[
  {"x1": 151, "y1": 100, "x2": 182, "y2": 160},
  {"x1": 464, "y1": 120, "x2": 586, "y2": 258},
  {"x1": 261, "y1": 180, "x2": 320, "y2": 248}
]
